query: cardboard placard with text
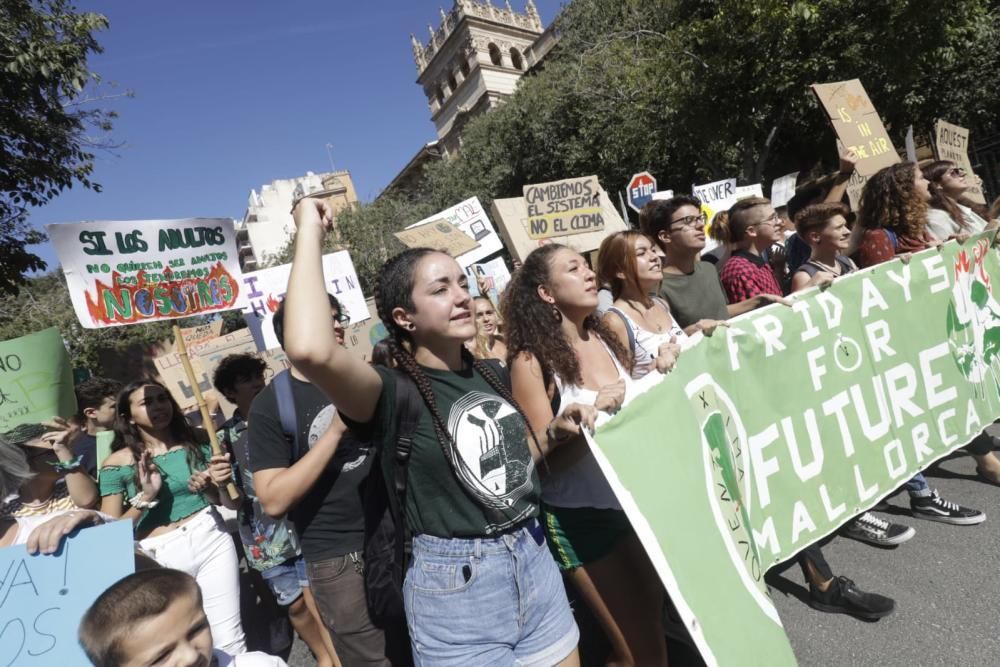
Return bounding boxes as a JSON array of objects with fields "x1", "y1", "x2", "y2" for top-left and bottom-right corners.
[
  {"x1": 0, "y1": 328, "x2": 76, "y2": 433},
  {"x1": 935, "y1": 120, "x2": 987, "y2": 205},
  {"x1": 410, "y1": 197, "x2": 503, "y2": 268},
  {"x1": 343, "y1": 298, "x2": 387, "y2": 363},
  {"x1": 812, "y1": 79, "x2": 899, "y2": 177},
  {"x1": 491, "y1": 184, "x2": 627, "y2": 263},
  {"x1": 153, "y1": 329, "x2": 257, "y2": 417},
  {"x1": 395, "y1": 219, "x2": 480, "y2": 258},
  {"x1": 177, "y1": 319, "x2": 224, "y2": 354},
  {"x1": 523, "y1": 176, "x2": 604, "y2": 240}
]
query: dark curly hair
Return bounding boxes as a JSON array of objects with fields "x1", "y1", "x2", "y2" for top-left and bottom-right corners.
[
  {"x1": 373, "y1": 248, "x2": 543, "y2": 522},
  {"x1": 112, "y1": 379, "x2": 206, "y2": 485},
  {"x1": 858, "y1": 163, "x2": 928, "y2": 237},
  {"x1": 75, "y1": 376, "x2": 123, "y2": 419},
  {"x1": 502, "y1": 244, "x2": 632, "y2": 387},
  {"x1": 212, "y1": 353, "x2": 267, "y2": 399}
]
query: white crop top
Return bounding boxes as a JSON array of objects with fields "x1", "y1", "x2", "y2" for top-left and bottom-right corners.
[
  {"x1": 606, "y1": 299, "x2": 688, "y2": 379},
  {"x1": 542, "y1": 337, "x2": 637, "y2": 510}
]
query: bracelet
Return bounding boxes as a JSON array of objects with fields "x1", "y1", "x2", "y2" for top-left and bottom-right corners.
[
  {"x1": 128, "y1": 492, "x2": 160, "y2": 510},
  {"x1": 48, "y1": 455, "x2": 84, "y2": 472}
]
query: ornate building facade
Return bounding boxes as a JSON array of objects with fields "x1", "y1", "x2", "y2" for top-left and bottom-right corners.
[{"x1": 382, "y1": 0, "x2": 557, "y2": 196}]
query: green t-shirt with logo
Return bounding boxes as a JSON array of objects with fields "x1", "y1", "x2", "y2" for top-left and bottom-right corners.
[{"x1": 354, "y1": 363, "x2": 541, "y2": 539}]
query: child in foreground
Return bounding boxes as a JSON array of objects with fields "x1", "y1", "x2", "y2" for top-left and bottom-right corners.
[{"x1": 80, "y1": 568, "x2": 287, "y2": 667}]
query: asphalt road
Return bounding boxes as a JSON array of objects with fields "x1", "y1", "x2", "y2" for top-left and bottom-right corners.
[{"x1": 287, "y1": 442, "x2": 1000, "y2": 667}]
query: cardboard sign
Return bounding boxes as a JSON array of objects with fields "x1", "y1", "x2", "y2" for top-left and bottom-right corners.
[
  {"x1": 466, "y1": 257, "x2": 512, "y2": 304},
  {"x1": 395, "y1": 219, "x2": 480, "y2": 258},
  {"x1": 178, "y1": 319, "x2": 224, "y2": 354},
  {"x1": 343, "y1": 298, "x2": 388, "y2": 363},
  {"x1": 811, "y1": 79, "x2": 899, "y2": 177},
  {"x1": 770, "y1": 172, "x2": 799, "y2": 208},
  {"x1": 735, "y1": 183, "x2": 764, "y2": 199},
  {"x1": 491, "y1": 184, "x2": 627, "y2": 263},
  {"x1": 935, "y1": 120, "x2": 986, "y2": 205},
  {"x1": 46, "y1": 218, "x2": 245, "y2": 329},
  {"x1": 410, "y1": 197, "x2": 503, "y2": 268},
  {"x1": 153, "y1": 329, "x2": 258, "y2": 416},
  {"x1": 692, "y1": 178, "x2": 736, "y2": 205},
  {"x1": 0, "y1": 519, "x2": 135, "y2": 666},
  {"x1": 523, "y1": 176, "x2": 604, "y2": 240},
  {"x1": 241, "y1": 251, "x2": 368, "y2": 352},
  {"x1": 0, "y1": 328, "x2": 76, "y2": 434}
]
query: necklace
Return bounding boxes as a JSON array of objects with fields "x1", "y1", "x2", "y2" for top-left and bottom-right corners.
[
  {"x1": 809, "y1": 258, "x2": 842, "y2": 276},
  {"x1": 623, "y1": 299, "x2": 664, "y2": 332}
]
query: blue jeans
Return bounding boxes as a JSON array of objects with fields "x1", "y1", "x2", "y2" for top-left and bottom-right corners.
[
  {"x1": 260, "y1": 556, "x2": 309, "y2": 606},
  {"x1": 404, "y1": 519, "x2": 579, "y2": 666},
  {"x1": 906, "y1": 472, "x2": 930, "y2": 496}
]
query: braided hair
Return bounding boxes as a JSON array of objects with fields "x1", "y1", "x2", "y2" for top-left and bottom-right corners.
[
  {"x1": 112, "y1": 379, "x2": 207, "y2": 487},
  {"x1": 373, "y1": 248, "x2": 546, "y2": 521}
]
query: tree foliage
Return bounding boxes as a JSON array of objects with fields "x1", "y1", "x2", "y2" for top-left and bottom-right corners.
[
  {"x1": 310, "y1": 0, "x2": 1000, "y2": 290},
  {"x1": 1, "y1": 0, "x2": 121, "y2": 294}
]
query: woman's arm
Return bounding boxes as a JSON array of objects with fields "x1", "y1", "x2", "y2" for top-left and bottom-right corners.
[
  {"x1": 601, "y1": 309, "x2": 631, "y2": 356},
  {"x1": 43, "y1": 419, "x2": 98, "y2": 509},
  {"x1": 283, "y1": 198, "x2": 383, "y2": 423}
]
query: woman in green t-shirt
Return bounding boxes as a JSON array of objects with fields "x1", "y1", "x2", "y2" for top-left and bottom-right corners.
[
  {"x1": 283, "y1": 198, "x2": 594, "y2": 667},
  {"x1": 98, "y1": 379, "x2": 247, "y2": 654}
]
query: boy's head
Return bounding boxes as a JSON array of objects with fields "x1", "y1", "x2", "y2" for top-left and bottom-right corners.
[
  {"x1": 272, "y1": 293, "x2": 347, "y2": 350},
  {"x1": 727, "y1": 197, "x2": 778, "y2": 248},
  {"x1": 80, "y1": 569, "x2": 212, "y2": 667},
  {"x1": 211, "y1": 353, "x2": 267, "y2": 408},
  {"x1": 794, "y1": 202, "x2": 851, "y2": 251},
  {"x1": 638, "y1": 195, "x2": 705, "y2": 255},
  {"x1": 75, "y1": 377, "x2": 123, "y2": 430}
]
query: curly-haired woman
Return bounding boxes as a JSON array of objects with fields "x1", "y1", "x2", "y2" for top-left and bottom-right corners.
[
  {"x1": 281, "y1": 198, "x2": 594, "y2": 666},
  {"x1": 503, "y1": 244, "x2": 669, "y2": 667},
  {"x1": 99, "y1": 379, "x2": 246, "y2": 654}
]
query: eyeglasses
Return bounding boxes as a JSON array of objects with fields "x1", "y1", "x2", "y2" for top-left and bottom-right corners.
[
  {"x1": 332, "y1": 312, "x2": 350, "y2": 325},
  {"x1": 749, "y1": 211, "x2": 780, "y2": 228},
  {"x1": 948, "y1": 167, "x2": 967, "y2": 177},
  {"x1": 670, "y1": 213, "x2": 707, "y2": 230}
]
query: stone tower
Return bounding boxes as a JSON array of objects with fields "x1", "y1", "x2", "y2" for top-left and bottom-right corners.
[{"x1": 410, "y1": 0, "x2": 546, "y2": 156}]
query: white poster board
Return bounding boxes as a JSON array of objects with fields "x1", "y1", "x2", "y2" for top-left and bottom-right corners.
[
  {"x1": 241, "y1": 251, "x2": 368, "y2": 351},
  {"x1": 410, "y1": 197, "x2": 503, "y2": 267}
]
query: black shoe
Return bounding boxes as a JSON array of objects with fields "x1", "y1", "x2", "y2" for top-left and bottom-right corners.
[
  {"x1": 841, "y1": 512, "x2": 915, "y2": 547},
  {"x1": 808, "y1": 576, "x2": 895, "y2": 620},
  {"x1": 910, "y1": 489, "x2": 986, "y2": 525}
]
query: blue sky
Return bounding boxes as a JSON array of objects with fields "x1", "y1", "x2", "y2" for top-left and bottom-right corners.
[{"x1": 29, "y1": 1, "x2": 563, "y2": 271}]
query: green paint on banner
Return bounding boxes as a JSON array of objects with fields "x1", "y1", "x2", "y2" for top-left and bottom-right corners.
[
  {"x1": 593, "y1": 233, "x2": 1000, "y2": 666},
  {"x1": 0, "y1": 327, "x2": 76, "y2": 434}
]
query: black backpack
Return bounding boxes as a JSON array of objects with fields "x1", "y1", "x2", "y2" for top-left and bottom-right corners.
[{"x1": 362, "y1": 369, "x2": 421, "y2": 627}]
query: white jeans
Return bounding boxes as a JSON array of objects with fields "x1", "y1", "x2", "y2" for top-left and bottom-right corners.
[{"x1": 140, "y1": 506, "x2": 247, "y2": 654}]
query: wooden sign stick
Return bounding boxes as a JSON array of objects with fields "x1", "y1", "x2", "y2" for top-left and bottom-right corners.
[{"x1": 172, "y1": 324, "x2": 239, "y2": 501}]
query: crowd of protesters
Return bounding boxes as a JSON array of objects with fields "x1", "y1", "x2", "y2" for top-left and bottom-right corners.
[{"x1": 2, "y1": 153, "x2": 1000, "y2": 666}]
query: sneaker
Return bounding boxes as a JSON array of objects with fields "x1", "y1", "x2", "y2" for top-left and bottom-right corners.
[
  {"x1": 910, "y1": 490, "x2": 986, "y2": 525},
  {"x1": 808, "y1": 576, "x2": 895, "y2": 620},
  {"x1": 841, "y1": 512, "x2": 915, "y2": 546}
]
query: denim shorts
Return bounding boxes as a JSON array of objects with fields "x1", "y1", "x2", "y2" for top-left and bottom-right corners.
[
  {"x1": 260, "y1": 556, "x2": 309, "y2": 607},
  {"x1": 404, "y1": 518, "x2": 579, "y2": 666}
]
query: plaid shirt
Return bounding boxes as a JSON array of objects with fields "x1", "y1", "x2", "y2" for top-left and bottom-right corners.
[{"x1": 720, "y1": 251, "x2": 782, "y2": 304}]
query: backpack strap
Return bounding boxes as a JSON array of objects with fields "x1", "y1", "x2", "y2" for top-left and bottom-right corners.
[
  {"x1": 387, "y1": 370, "x2": 422, "y2": 573},
  {"x1": 883, "y1": 228, "x2": 899, "y2": 251},
  {"x1": 272, "y1": 370, "x2": 302, "y2": 460},
  {"x1": 607, "y1": 307, "x2": 637, "y2": 357}
]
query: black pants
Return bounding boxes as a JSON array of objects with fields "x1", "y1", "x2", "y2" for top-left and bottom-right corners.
[{"x1": 797, "y1": 544, "x2": 833, "y2": 587}]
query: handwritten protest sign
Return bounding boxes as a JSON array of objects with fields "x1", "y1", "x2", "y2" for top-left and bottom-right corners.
[
  {"x1": 46, "y1": 218, "x2": 244, "y2": 329},
  {"x1": 178, "y1": 319, "x2": 224, "y2": 353},
  {"x1": 0, "y1": 328, "x2": 75, "y2": 434},
  {"x1": 935, "y1": 120, "x2": 986, "y2": 205},
  {"x1": 241, "y1": 251, "x2": 368, "y2": 351},
  {"x1": 735, "y1": 183, "x2": 764, "y2": 199},
  {"x1": 651, "y1": 190, "x2": 675, "y2": 201},
  {"x1": 812, "y1": 79, "x2": 899, "y2": 177},
  {"x1": 0, "y1": 519, "x2": 134, "y2": 666},
  {"x1": 523, "y1": 176, "x2": 604, "y2": 240},
  {"x1": 770, "y1": 172, "x2": 799, "y2": 208},
  {"x1": 491, "y1": 183, "x2": 627, "y2": 263},
  {"x1": 466, "y1": 257, "x2": 512, "y2": 305},
  {"x1": 154, "y1": 329, "x2": 256, "y2": 415},
  {"x1": 395, "y1": 219, "x2": 480, "y2": 258},
  {"x1": 410, "y1": 197, "x2": 503, "y2": 268},
  {"x1": 343, "y1": 298, "x2": 387, "y2": 363}
]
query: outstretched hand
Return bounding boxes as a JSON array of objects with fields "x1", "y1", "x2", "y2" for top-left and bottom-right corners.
[{"x1": 137, "y1": 450, "x2": 163, "y2": 501}]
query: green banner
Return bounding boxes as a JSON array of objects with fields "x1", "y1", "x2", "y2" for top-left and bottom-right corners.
[
  {"x1": 591, "y1": 234, "x2": 1000, "y2": 666},
  {"x1": 0, "y1": 327, "x2": 76, "y2": 435}
]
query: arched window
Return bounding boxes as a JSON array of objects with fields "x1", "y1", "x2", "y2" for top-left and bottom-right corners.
[
  {"x1": 510, "y1": 47, "x2": 523, "y2": 70},
  {"x1": 448, "y1": 72, "x2": 458, "y2": 92},
  {"x1": 488, "y1": 43, "x2": 502, "y2": 66}
]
